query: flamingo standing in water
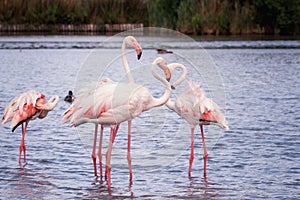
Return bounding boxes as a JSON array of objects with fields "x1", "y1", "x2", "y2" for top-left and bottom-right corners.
[
  {"x1": 63, "y1": 57, "x2": 172, "y2": 188},
  {"x1": 83, "y1": 36, "x2": 142, "y2": 180},
  {"x1": 163, "y1": 64, "x2": 229, "y2": 177},
  {"x1": 1, "y1": 90, "x2": 59, "y2": 167}
]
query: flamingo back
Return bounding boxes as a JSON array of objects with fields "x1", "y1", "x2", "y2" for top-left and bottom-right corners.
[
  {"x1": 189, "y1": 81, "x2": 229, "y2": 130},
  {"x1": 63, "y1": 81, "x2": 154, "y2": 126},
  {"x1": 63, "y1": 82, "x2": 118, "y2": 125},
  {"x1": 2, "y1": 90, "x2": 45, "y2": 130}
]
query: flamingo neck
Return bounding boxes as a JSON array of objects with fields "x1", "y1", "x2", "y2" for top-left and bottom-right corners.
[
  {"x1": 150, "y1": 62, "x2": 172, "y2": 108},
  {"x1": 38, "y1": 95, "x2": 59, "y2": 119},
  {"x1": 45, "y1": 95, "x2": 59, "y2": 110},
  {"x1": 122, "y1": 42, "x2": 134, "y2": 83},
  {"x1": 165, "y1": 63, "x2": 187, "y2": 111},
  {"x1": 165, "y1": 99, "x2": 176, "y2": 111},
  {"x1": 168, "y1": 63, "x2": 187, "y2": 88}
]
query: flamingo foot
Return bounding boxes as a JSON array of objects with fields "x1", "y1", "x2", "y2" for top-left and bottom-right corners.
[{"x1": 18, "y1": 162, "x2": 28, "y2": 169}]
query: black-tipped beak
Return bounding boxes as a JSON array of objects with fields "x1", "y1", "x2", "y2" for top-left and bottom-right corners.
[
  {"x1": 166, "y1": 75, "x2": 174, "y2": 89},
  {"x1": 137, "y1": 52, "x2": 142, "y2": 60}
]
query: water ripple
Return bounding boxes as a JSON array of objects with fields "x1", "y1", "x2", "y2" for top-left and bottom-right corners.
[{"x1": 0, "y1": 37, "x2": 299, "y2": 199}]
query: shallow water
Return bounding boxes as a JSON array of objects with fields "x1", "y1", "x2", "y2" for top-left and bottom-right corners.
[{"x1": 0, "y1": 35, "x2": 299, "y2": 199}]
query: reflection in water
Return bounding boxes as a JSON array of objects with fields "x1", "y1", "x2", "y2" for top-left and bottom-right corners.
[
  {"x1": 186, "y1": 176, "x2": 219, "y2": 199},
  {"x1": 6, "y1": 168, "x2": 54, "y2": 199}
]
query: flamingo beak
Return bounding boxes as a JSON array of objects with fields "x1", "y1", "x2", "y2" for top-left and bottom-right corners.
[
  {"x1": 133, "y1": 41, "x2": 142, "y2": 60},
  {"x1": 137, "y1": 51, "x2": 142, "y2": 60},
  {"x1": 165, "y1": 71, "x2": 175, "y2": 89}
]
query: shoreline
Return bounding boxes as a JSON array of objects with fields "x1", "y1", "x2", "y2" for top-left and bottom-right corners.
[
  {"x1": 1, "y1": 24, "x2": 298, "y2": 37},
  {"x1": 0, "y1": 23, "x2": 144, "y2": 34}
]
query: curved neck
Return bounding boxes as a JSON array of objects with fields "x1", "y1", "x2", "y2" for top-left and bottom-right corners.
[
  {"x1": 122, "y1": 42, "x2": 134, "y2": 83},
  {"x1": 38, "y1": 95, "x2": 59, "y2": 119},
  {"x1": 165, "y1": 99, "x2": 175, "y2": 111},
  {"x1": 45, "y1": 95, "x2": 59, "y2": 110},
  {"x1": 150, "y1": 61, "x2": 172, "y2": 108},
  {"x1": 165, "y1": 63, "x2": 187, "y2": 112},
  {"x1": 168, "y1": 63, "x2": 187, "y2": 88}
]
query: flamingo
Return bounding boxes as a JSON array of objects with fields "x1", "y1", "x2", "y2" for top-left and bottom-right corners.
[
  {"x1": 63, "y1": 57, "x2": 172, "y2": 188},
  {"x1": 81, "y1": 36, "x2": 143, "y2": 180},
  {"x1": 163, "y1": 63, "x2": 229, "y2": 177},
  {"x1": 1, "y1": 90, "x2": 59, "y2": 167}
]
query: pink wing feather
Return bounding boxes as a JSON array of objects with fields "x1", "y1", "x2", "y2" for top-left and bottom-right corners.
[{"x1": 2, "y1": 90, "x2": 44, "y2": 130}]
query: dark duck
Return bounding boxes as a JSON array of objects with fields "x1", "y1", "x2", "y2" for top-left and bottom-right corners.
[{"x1": 64, "y1": 90, "x2": 74, "y2": 103}]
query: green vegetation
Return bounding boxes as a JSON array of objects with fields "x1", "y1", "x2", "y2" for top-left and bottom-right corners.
[{"x1": 0, "y1": 0, "x2": 299, "y2": 35}]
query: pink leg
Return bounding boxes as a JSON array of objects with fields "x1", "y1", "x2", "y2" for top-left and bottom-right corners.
[
  {"x1": 127, "y1": 120, "x2": 132, "y2": 183},
  {"x1": 18, "y1": 123, "x2": 25, "y2": 165},
  {"x1": 19, "y1": 122, "x2": 28, "y2": 167},
  {"x1": 188, "y1": 127, "x2": 195, "y2": 177},
  {"x1": 23, "y1": 121, "x2": 28, "y2": 163},
  {"x1": 106, "y1": 126, "x2": 117, "y2": 189},
  {"x1": 105, "y1": 125, "x2": 119, "y2": 180},
  {"x1": 98, "y1": 125, "x2": 104, "y2": 178},
  {"x1": 112, "y1": 125, "x2": 119, "y2": 143},
  {"x1": 92, "y1": 124, "x2": 98, "y2": 177},
  {"x1": 200, "y1": 125, "x2": 208, "y2": 177}
]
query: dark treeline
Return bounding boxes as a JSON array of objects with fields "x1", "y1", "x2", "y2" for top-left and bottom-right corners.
[{"x1": 0, "y1": 0, "x2": 299, "y2": 35}]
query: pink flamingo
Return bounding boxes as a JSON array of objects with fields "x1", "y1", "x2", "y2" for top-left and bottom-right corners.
[
  {"x1": 79, "y1": 36, "x2": 143, "y2": 180},
  {"x1": 1, "y1": 90, "x2": 59, "y2": 167},
  {"x1": 164, "y1": 63, "x2": 229, "y2": 177},
  {"x1": 63, "y1": 57, "x2": 172, "y2": 188}
]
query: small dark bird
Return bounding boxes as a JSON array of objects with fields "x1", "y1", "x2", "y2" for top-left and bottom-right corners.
[
  {"x1": 156, "y1": 48, "x2": 173, "y2": 54},
  {"x1": 64, "y1": 90, "x2": 74, "y2": 103}
]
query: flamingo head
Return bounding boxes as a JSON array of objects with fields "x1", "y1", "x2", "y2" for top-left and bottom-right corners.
[
  {"x1": 125, "y1": 36, "x2": 143, "y2": 60},
  {"x1": 153, "y1": 57, "x2": 175, "y2": 89}
]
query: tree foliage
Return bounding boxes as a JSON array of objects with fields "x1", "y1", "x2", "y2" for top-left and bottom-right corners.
[
  {"x1": 254, "y1": 0, "x2": 300, "y2": 35},
  {"x1": 0, "y1": 0, "x2": 299, "y2": 35}
]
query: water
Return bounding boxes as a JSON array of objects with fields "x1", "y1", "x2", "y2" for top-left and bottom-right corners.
[{"x1": 0, "y1": 35, "x2": 299, "y2": 199}]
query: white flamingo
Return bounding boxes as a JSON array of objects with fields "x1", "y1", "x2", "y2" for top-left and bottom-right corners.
[
  {"x1": 80, "y1": 36, "x2": 143, "y2": 179},
  {"x1": 63, "y1": 57, "x2": 172, "y2": 188},
  {"x1": 163, "y1": 63, "x2": 229, "y2": 177}
]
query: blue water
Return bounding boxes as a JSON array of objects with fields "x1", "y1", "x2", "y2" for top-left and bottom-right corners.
[{"x1": 0, "y1": 35, "x2": 299, "y2": 199}]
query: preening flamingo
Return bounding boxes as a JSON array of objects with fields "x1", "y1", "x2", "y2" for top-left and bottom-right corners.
[
  {"x1": 63, "y1": 57, "x2": 171, "y2": 188},
  {"x1": 77, "y1": 36, "x2": 143, "y2": 180},
  {"x1": 164, "y1": 64, "x2": 229, "y2": 177},
  {"x1": 1, "y1": 90, "x2": 59, "y2": 167}
]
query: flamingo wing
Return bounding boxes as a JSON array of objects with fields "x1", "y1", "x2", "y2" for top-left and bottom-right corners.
[
  {"x1": 63, "y1": 83, "x2": 118, "y2": 125},
  {"x1": 2, "y1": 90, "x2": 45, "y2": 131},
  {"x1": 63, "y1": 82, "x2": 151, "y2": 126},
  {"x1": 188, "y1": 81, "x2": 229, "y2": 130}
]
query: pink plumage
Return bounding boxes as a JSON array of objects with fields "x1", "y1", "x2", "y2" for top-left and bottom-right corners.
[
  {"x1": 63, "y1": 57, "x2": 172, "y2": 188},
  {"x1": 165, "y1": 63, "x2": 229, "y2": 177},
  {"x1": 2, "y1": 90, "x2": 59, "y2": 167},
  {"x1": 64, "y1": 36, "x2": 143, "y2": 188}
]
